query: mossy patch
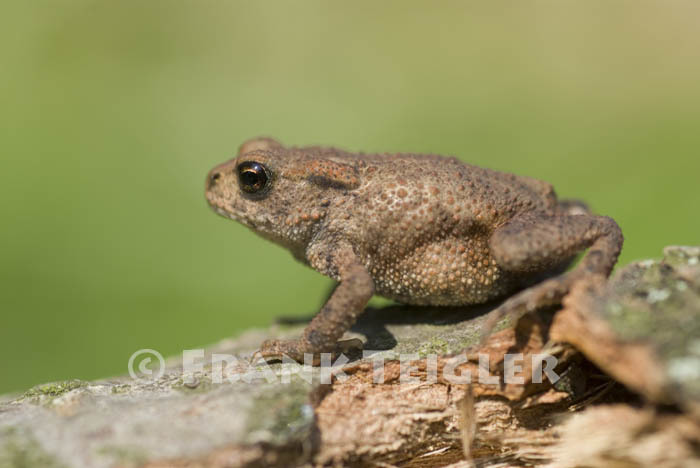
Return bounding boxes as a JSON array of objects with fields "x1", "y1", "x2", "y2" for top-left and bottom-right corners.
[
  {"x1": 21, "y1": 380, "x2": 87, "y2": 402},
  {"x1": 110, "y1": 384, "x2": 132, "y2": 395},
  {"x1": 171, "y1": 375, "x2": 214, "y2": 394},
  {"x1": 417, "y1": 337, "x2": 449, "y2": 357},
  {"x1": 603, "y1": 264, "x2": 700, "y2": 360},
  {"x1": 244, "y1": 378, "x2": 313, "y2": 446},
  {"x1": 0, "y1": 427, "x2": 66, "y2": 468},
  {"x1": 663, "y1": 245, "x2": 700, "y2": 268},
  {"x1": 97, "y1": 445, "x2": 149, "y2": 467},
  {"x1": 600, "y1": 246, "x2": 700, "y2": 405}
]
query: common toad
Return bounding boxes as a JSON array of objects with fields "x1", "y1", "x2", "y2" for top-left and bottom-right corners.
[{"x1": 206, "y1": 138, "x2": 623, "y2": 361}]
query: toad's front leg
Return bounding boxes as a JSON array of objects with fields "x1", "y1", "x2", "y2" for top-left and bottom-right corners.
[{"x1": 260, "y1": 242, "x2": 374, "y2": 363}]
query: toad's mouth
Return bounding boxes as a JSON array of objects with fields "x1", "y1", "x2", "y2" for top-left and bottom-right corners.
[{"x1": 210, "y1": 205, "x2": 259, "y2": 229}]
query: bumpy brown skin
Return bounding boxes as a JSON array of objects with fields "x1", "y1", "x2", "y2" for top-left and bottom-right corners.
[{"x1": 206, "y1": 138, "x2": 623, "y2": 361}]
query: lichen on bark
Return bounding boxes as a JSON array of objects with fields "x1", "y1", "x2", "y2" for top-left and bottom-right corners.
[{"x1": 1, "y1": 246, "x2": 698, "y2": 467}]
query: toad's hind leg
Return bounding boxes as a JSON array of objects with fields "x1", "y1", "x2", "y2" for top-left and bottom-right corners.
[{"x1": 480, "y1": 213, "x2": 623, "y2": 342}]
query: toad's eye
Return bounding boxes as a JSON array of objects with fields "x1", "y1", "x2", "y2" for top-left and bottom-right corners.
[{"x1": 237, "y1": 161, "x2": 270, "y2": 194}]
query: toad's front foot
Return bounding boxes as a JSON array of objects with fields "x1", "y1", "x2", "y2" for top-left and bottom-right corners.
[{"x1": 259, "y1": 338, "x2": 364, "y2": 365}]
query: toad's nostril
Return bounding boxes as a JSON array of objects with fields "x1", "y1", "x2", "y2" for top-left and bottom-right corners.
[{"x1": 208, "y1": 172, "x2": 222, "y2": 188}]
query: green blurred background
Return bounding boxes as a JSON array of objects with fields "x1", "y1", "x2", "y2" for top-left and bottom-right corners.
[{"x1": 1, "y1": 1, "x2": 698, "y2": 394}]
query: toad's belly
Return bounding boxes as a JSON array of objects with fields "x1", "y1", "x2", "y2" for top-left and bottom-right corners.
[{"x1": 364, "y1": 237, "x2": 516, "y2": 306}]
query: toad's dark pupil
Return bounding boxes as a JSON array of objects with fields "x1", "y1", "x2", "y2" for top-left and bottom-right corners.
[{"x1": 237, "y1": 162, "x2": 269, "y2": 193}]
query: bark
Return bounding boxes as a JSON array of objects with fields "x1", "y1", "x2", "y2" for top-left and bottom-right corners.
[{"x1": 1, "y1": 246, "x2": 699, "y2": 468}]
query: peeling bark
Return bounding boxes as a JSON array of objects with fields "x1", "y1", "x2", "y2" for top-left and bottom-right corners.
[{"x1": 1, "y1": 247, "x2": 699, "y2": 467}]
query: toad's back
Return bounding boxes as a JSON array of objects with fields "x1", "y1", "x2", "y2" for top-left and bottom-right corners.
[{"x1": 315, "y1": 151, "x2": 560, "y2": 305}]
